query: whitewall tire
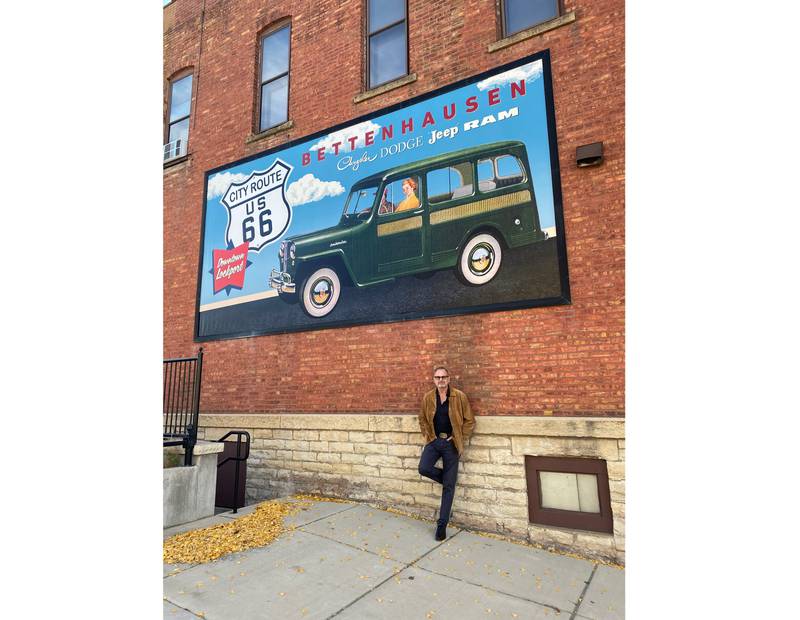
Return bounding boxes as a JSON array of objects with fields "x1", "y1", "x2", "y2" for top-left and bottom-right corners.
[{"x1": 457, "y1": 233, "x2": 502, "y2": 285}]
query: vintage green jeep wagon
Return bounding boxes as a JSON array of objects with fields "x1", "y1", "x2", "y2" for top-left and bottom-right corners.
[{"x1": 270, "y1": 140, "x2": 547, "y2": 317}]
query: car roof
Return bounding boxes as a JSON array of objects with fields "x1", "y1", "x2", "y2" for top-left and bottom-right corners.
[{"x1": 353, "y1": 140, "x2": 526, "y2": 187}]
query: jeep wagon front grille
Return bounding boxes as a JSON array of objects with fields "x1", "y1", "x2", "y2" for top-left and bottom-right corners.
[{"x1": 280, "y1": 241, "x2": 290, "y2": 272}]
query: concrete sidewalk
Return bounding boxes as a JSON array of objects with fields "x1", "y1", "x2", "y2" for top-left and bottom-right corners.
[{"x1": 164, "y1": 499, "x2": 624, "y2": 620}]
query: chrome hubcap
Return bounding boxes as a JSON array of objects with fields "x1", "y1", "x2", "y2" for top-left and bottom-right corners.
[
  {"x1": 469, "y1": 243, "x2": 494, "y2": 275},
  {"x1": 311, "y1": 278, "x2": 333, "y2": 307}
]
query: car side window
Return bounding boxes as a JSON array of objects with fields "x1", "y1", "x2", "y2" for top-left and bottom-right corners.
[
  {"x1": 478, "y1": 154, "x2": 525, "y2": 193},
  {"x1": 378, "y1": 176, "x2": 420, "y2": 216},
  {"x1": 477, "y1": 159, "x2": 496, "y2": 192},
  {"x1": 426, "y1": 162, "x2": 474, "y2": 204},
  {"x1": 497, "y1": 155, "x2": 524, "y2": 183}
]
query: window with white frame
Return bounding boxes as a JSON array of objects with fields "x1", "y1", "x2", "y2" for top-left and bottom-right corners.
[
  {"x1": 259, "y1": 25, "x2": 291, "y2": 132},
  {"x1": 165, "y1": 73, "x2": 192, "y2": 160},
  {"x1": 367, "y1": 0, "x2": 408, "y2": 89},
  {"x1": 502, "y1": 0, "x2": 559, "y2": 37}
]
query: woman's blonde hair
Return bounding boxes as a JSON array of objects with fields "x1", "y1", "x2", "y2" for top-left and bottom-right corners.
[{"x1": 404, "y1": 177, "x2": 418, "y2": 191}]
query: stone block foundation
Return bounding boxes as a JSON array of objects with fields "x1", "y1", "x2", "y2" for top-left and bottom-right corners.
[{"x1": 199, "y1": 414, "x2": 624, "y2": 564}]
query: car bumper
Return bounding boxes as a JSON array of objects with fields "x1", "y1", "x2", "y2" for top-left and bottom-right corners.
[{"x1": 269, "y1": 269, "x2": 296, "y2": 294}]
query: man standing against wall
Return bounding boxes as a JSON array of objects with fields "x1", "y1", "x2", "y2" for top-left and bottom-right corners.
[{"x1": 418, "y1": 366, "x2": 475, "y2": 541}]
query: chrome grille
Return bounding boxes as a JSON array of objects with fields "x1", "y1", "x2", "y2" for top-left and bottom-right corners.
[{"x1": 280, "y1": 241, "x2": 289, "y2": 272}]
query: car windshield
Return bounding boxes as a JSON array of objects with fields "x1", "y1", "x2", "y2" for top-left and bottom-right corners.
[{"x1": 342, "y1": 186, "x2": 378, "y2": 218}]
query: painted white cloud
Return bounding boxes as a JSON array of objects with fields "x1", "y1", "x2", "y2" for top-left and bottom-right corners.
[
  {"x1": 287, "y1": 173, "x2": 345, "y2": 206},
  {"x1": 476, "y1": 60, "x2": 542, "y2": 91},
  {"x1": 308, "y1": 120, "x2": 382, "y2": 154},
  {"x1": 207, "y1": 171, "x2": 248, "y2": 200}
]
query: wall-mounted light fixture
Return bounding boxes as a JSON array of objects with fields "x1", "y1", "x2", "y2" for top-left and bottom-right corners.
[{"x1": 576, "y1": 142, "x2": 603, "y2": 168}]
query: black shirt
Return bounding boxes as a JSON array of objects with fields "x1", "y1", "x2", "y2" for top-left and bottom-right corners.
[{"x1": 434, "y1": 388, "x2": 453, "y2": 436}]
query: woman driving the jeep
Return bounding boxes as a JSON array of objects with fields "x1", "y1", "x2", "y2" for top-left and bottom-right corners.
[{"x1": 395, "y1": 177, "x2": 420, "y2": 212}]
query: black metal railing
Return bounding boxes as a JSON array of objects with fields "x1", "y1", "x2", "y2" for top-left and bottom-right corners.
[
  {"x1": 163, "y1": 348, "x2": 204, "y2": 466},
  {"x1": 216, "y1": 430, "x2": 251, "y2": 513}
]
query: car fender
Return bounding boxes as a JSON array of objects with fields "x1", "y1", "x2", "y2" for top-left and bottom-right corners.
[
  {"x1": 456, "y1": 223, "x2": 508, "y2": 256},
  {"x1": 295, "y1": 249, "x2": 357, "y2": 286}
]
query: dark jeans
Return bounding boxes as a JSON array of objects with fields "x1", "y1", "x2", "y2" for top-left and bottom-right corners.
[{"x1": 418, "y1": 438, "x2": 460, "y2": 527}]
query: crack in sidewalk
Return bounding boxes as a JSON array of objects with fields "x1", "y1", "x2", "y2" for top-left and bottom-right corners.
[
  {"x1": 163, "y1": 597, "x2": 206, "y2": 619},
  {"x1": 411, "y1": 561, "x2": 564, "y2": 615},
  {"x1": 569, "y1": 562, "x2": 598, "y2": 620},
  {"x1": 323, "y1": 530, "x2": 463, "y2": 619}
]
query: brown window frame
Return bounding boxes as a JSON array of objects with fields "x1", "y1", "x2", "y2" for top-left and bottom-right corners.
[
  {"x1": 165, "y1": 69, "x2": 194, "y2": 161},
  {"x1": 500, "y1": 0, "x2": 561, "y2": 38},
  {"x1": 257, "y1": 22, "x2": 292, "y2": 134},
  {"x1": 524, "y1": 455, "x2": 613, "y2": 534},
  {"x1": 366, "y1": 0, "x2": 409, "y2": 90}
]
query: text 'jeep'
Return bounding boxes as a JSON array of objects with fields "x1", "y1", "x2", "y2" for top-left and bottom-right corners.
[{"x1": 269, "y1": 141, "x2": 546, "y2": 317}]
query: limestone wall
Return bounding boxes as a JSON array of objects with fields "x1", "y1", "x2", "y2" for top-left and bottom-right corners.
[{"x1": 199, "y1": 414, "x2": 624, "y2": 564}]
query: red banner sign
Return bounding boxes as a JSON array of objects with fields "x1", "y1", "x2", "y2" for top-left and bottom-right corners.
[{"x1": 212, "y1": 243, "x2": 249, "y2": 293}]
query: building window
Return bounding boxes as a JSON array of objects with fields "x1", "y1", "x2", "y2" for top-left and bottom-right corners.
[
  {"x1": 165, "y1": 73, "x2": 192, "y2": 161},
  {"x1": 367, "y1": 0, "x2": 408, "y2": 89},
  {"x1": 524, "y1": 456, "x2": 613, "y2": 533},
  {"x1": 502, "y1": 0, "x2": 559, "y2": 37},
  {"x1": 259, "y1": 25, "x2": 291, "y2": 132}
]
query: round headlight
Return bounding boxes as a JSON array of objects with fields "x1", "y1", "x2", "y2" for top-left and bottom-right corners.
[
  {"x1": 278, "y1": 244, "x2": 285, "y2": 258},
  {"x1": 289, "y1": 245, "x2": 296, "y2": 259}
]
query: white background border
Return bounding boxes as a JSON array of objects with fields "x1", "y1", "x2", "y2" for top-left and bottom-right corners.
[{"x1": 4, "y1": 2, "x2": 799, "y2": 618}]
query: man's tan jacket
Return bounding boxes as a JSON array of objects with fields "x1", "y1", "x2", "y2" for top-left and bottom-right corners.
[{"x1": 419, "y1": 387, "x2": 475, "y2": 456}]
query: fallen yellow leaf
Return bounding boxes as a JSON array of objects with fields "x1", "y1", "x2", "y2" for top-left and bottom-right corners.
[{"x1": 163, "y1": 500, "x2": 306, "y2": 565}]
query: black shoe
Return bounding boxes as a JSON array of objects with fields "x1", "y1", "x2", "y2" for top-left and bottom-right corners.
[{"x1": 435, "y1": 524, "x2": 446, "y2": 541}]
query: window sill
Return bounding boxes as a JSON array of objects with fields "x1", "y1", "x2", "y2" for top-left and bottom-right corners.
[
  {"x1": 529, "y1": 522, "x2": 615, "y2": 536},
  {"x1": 354, "y1": 73, "x2": 418, "y2": 104},
  {"x1": 246, "y1": 120, "x2": 294, "y2": 145},
  {"x1": 163, "y1": 153, "x2": 191, "y2": 170},
  {"x1": 488, "y1": 11, "x2": 576, "y2": 53}
]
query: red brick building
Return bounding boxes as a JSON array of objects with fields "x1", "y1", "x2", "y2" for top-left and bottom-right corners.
[{"x1": 164, "y1": 0, "x2": 624, "y2": 562}]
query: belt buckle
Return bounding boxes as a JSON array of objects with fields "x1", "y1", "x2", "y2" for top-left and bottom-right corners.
[{"x1": 438, "y1": 433, "x2": 449, "y2": 439}]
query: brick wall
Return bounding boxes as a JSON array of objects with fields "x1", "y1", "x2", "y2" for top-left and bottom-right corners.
[{"x1": 163, "y1": 0, "x2": 625, "y2": 417}]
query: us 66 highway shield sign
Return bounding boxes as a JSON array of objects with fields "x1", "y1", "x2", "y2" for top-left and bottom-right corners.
[{"x1": 220, "y1": 159, "x2": 293, "y2": 253}]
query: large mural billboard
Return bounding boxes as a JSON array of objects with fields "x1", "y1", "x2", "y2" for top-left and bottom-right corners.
[{"x1": 195, "y1": 51, "x2": 569, "y2": 340}]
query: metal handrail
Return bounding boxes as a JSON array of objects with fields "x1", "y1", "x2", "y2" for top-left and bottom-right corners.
[
  {"x1": 163, "y1": 355, "x2": 200, "y2": 363},
  {"x1": 163, "y1": 348, "x2": 203, "y2": 466}
]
